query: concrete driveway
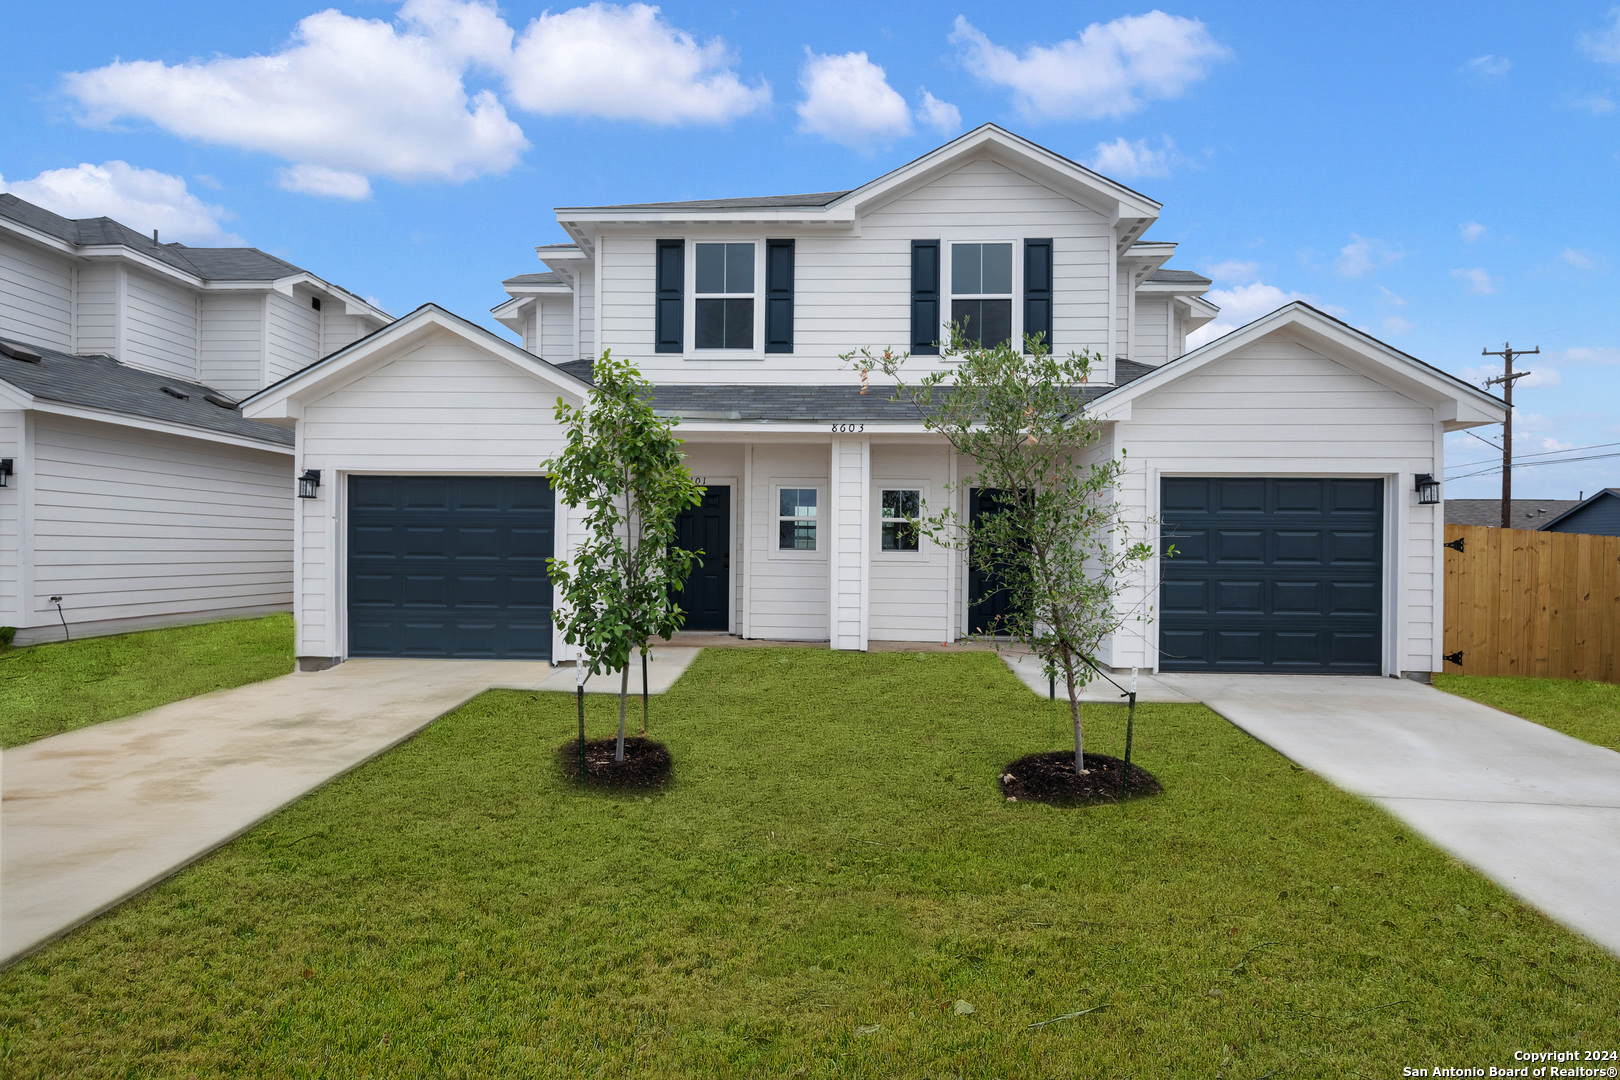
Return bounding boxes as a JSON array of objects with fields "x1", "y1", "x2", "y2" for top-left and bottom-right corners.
[{"x1": 0, "y1": 650, "x2": 699, "y2": 968}]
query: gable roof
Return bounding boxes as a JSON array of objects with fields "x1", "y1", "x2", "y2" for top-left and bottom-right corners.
[
  {"x1": 1146, "y1": 268, "x2": 1211, "y2": 285},
  {"x1": 1538, "y1": 488, "x2": 1620, "y2": 531},
  {"x1": 500, "y1": 271, "x2": 566, "y2": 287},
  {"x1": 563, "y1": 191, "x2": 851, "y2": 213},
  {"x1": 0, "y1": 334, "x2": 292, "y2": 448},
  {"x1": 1445, "y1": 498, "x2": 1582, "y2": 528}
]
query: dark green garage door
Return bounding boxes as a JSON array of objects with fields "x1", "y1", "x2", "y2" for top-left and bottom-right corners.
[
  {"x1": 348, "y1": 476, "x2": 554, "y2": 659},
  {"x1": 1159, "y1": 477, "x2": 1382, "y2": 674}
]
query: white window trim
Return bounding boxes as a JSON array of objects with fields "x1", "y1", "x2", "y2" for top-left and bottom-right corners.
[
  {"x1": 873, "y1": 482, "x2": 928, "y2": 558},
  {"x1": 944, "y1": 239, "x2": 1021, "y2": 355},
  {"x1": 686, "y1": 238, "x2": 765, "y2": 360},
  {"x1": 770, "y1": 481, "x2": 824, "y2": 559}
]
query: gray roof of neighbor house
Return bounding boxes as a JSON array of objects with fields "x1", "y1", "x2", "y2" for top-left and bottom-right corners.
[
  {"x1": 1444, "y1": 498, "x2": 1582, "y2": 528},
  {"x1": 562, "y1": 191, "x2": 853, "y2": 213},
  {"x1": 0, "y1": 335, "x2": 293, "y2": 447},
  {"x1": 1145, "y1": 268, "x2": 1211, "y2": 285},
  {"x1": 501, "y1": 272, "x2": 567, "y2": 287},
  {"x1": 1538, "y1": 488, "x2": 1620, "y2": 533},
  {"x1": 552, "y1": 357, "x2": 1156, "y2": 422}
]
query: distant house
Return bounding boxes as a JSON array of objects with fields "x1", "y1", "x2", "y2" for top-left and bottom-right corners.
[
  {"x1": 1445, "y1": 499, "x2": 1581, "y2": 529},
  {"x1": 1538, "y1": 489, "x2": 1620, "y2": 537},
  {"x1": 0, "y1": 194, "x2": 390, "y2": 645}
]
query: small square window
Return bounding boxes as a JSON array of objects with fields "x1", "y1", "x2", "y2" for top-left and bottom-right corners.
[
  {"x1": 881, "y1": 488, "x2": 920, "y2": 552},
  {"x1": 778, "y1": 487, "x2": 817, "y2": 550}
]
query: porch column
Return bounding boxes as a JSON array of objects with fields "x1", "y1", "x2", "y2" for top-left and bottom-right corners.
[{"x1": 827, "y1": 435, "x2": 870, "y2": 650}]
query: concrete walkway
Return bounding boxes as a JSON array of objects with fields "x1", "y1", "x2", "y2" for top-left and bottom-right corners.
[
  {"x1": 998, "y1": 651, "x2": 1196, "y2": 703},
  {"x1": 0, "y1": 649, "x2": 700, "y2": 967},
  {"x1": 1148, "y1": 674, "x2": 1620, "y2": 958}
]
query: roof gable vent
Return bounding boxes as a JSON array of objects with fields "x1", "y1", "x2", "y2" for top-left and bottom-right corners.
[{"x1": 0, "y1": 341, "x2": 43, "y2": 363}]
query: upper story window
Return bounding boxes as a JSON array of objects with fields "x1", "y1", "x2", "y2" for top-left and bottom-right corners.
[
  {"x1": 950, "y1": 242, "x2": 1013, "y2": 348},
  {"x1": 695, "y1": 242, "x2": 755, "y2": 350}
]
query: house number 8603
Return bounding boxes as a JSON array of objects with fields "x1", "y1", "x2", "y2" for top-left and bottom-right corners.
[{"x1": 830, "y1": 423, "x2": 865, "y2": 433}]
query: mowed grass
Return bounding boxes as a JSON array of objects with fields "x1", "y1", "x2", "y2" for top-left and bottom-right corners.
[
  {"x1": 0, "y1": 614, "x2": 294, "y2": 747},
  {"x1": 1, "y1": 649, "x2": 1614, "y2": 1078},
  {"x1": 1435, "y1": 673, "x2": 1620, "y2": 750}
]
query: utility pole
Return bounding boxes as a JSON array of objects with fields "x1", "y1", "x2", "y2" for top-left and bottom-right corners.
[{"x1": 1482, "y1": 342, "x2": 1538, "y2": 529}]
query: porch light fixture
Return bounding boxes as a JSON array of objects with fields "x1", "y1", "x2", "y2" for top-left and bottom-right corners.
[
  {"x1": 298, "y1": 469, "x2": 322, "y2": 499},
  {"x1": 0, "y1": 458, "x2": 11, "y2": 487},
  {"x1": 1414, "y1": 473, "x2": 1440, "y2": 505}
]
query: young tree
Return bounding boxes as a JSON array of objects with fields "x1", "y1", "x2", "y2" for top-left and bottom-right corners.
[
  {"x1": 845, "y1": 329, "x2": 1157, "y2": 775},
  {"x1": 544, "y1": 350, "x2": 705, "y2": 762}
]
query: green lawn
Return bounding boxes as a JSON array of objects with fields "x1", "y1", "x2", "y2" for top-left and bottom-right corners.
[
  {"x1": 1435, "y1": 673, "x2": 1620, "y2": 750},
  {"x1": 0, "y1": 614, "x2": 294, "y2": 748},
  {"x1": 1, "y1": 649, "x2": 1613, "y2": 1078}
]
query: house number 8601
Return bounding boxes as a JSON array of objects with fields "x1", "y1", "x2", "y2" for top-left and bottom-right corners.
[{"x1": 830, "y1": 423, "x2": 865, "y2": 433}]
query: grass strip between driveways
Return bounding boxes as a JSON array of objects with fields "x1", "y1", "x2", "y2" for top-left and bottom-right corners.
[
  {"x1": 0, "y1": 614, "x2": 294, "y2": 748},
  {"x1": 1, "y1": 648, "x2": 1614, "y2": 1078},
  {"x1": 1434, "y1": 673, "x2": 1620, "y2": 750}
]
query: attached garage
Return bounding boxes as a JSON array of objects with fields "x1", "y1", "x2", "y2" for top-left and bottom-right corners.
[
  {"x1": 347, "y1": 475, "x2": 555, "y2": 659},
  {"x1": 1158, "y1": 477, "x2": 1383, "y2": 673}
]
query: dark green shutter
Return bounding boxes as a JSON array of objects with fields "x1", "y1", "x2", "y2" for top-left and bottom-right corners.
[
  {"x1": 765, "y1": 238, "x2": 794, "y2": 353},
  {"x1": 655, "y1": 239, "x2": 683, "y2": 353},
  {"x1": 911, "y1": 240, "x2": 940, "y2": 355},
  {"x1": 1023, "y1": 239, "x2": 1052, "y2": 353}
]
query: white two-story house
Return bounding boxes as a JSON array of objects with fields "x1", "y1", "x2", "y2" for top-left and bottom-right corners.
[
  {"x1": 243, "y1": 125, "x2": 1505, "y2": 678},
  {"x1": 0, "y1": 195, "x2": 390, "y2": 644}
]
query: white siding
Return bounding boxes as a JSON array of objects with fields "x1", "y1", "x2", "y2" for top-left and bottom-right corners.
[
  {"x1": 1134, "y1": 294, "x2": 1171, "y2": 367},
  {"x1": 74, "y1": 264, "x2": 118, "y2": 356},
  {"x1": 0, "y1": 409, "x2": 22, "y2": 623},
  {"x1": 597, "y1": 155, "x2": 1116, "y2": 385},
  {"x1": 0, "y1": 238, "x2": 73, "y2": 350},
  {"x1": 538, "y1": 295, "x2": 574, "y2": 361},
  {"x1": 744, "y1": 443, "x2": 829, "y2": 640},
  {"x1": 576, "y1": 270, "x2": 595, "y2": 360},
  {"x1": 266, "y1": 290, "x2": 320, "y2": 383},
  {"x1": 199, "y1": 293, "x2": 265, "y2": 399},
  {"x1": 123, "y1": 269, "x2": 199, "y2": 380},
  {"x1": 27, "y1": 415, "x2": 293, "y2": 629},
  {"x1": 519, "y1": 305, "x2": 538, "y2": 353},
  {"x1": 321, "y1": 311, "x2": 373, "y2": 357},
  {"x1": 868, "y1": 443, "x2": 952, "y2": 642},
  {"x1": 1172, "y1": 307, "x2": 1186, "y2": 358},
  {"x1": 828, "y1": 436, "x2": 870, "y2": 649},
  {"x1": 296, "y1": 331, "x2": 581, "y2": 658},
  {"x1": 1112, "y1": 333, "x2": 1441, "y2": 675},
  {"x1": 1115, "y1": 265, "x2": 1130, "y2": 363},
  {"x1": 676, "y1": 443, "x2": 746, "y2": 632}
]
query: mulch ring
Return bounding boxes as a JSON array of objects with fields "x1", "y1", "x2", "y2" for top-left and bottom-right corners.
[
  {"x1": 557, "y1": 736, "x2": 672, "y2": 789},
  {"x1": 1000, "y1": 751, "x2": 1162, "y2": 807}
]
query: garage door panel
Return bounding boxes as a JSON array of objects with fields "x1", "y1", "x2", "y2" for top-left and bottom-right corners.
[
  {"x1": 1161, "y1": 477, "x2": 1382, "y2": 674},
  {"x1": 347, "y1": 476, "x2": 554, "y2": 659}
]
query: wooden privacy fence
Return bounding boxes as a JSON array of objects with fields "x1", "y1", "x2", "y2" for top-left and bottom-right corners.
[{"x1": 1442, "y1": 523, "x2": 1620, "y2": 682}]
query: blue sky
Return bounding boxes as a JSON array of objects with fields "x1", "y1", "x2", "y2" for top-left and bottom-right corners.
[{"x1": 3, "y1": 0, "x2": 1617, "y2": 499}]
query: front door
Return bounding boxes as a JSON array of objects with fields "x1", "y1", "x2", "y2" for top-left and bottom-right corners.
[
  {"x1": 672, "y1": 486, "x2": 730, "y2": 631},
  {"x1": 967, "y1": 488, "x2": 1019, "y2": 635}
]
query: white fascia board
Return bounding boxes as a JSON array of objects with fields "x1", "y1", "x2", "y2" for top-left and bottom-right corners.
[
  {"x1": 257, "y1": 273, "x2": 392, "y2": 323},
  {"x1": 1137, "y1": 280, "x2": 1213, "y2": 295},
  {"x1": 0, "y1": 378, "x2": 36, "y2": 410},
  {"x1": 25, "y1": 398, "x2": 294, "y2": 454},
  {"x1": 241, "y1": 304, "x2": 591, "y2": 419},
  {"x1": 502, "y1": 284, "x2": 573, "y2": 298},
  {"x1": 492, "y1": 296, "x2": 532, "y2": 333},
  {"x1": 660, "y1": 419, "x2": 935, "y2": 437},
  {"x1": 1177, "y1": 294, "x2": 1221, "y2": 328}
]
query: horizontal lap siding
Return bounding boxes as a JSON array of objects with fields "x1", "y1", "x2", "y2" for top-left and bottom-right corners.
[
  {"x1": 869, "y1": 444, "x2": 950, "y2": 641},
  {"x1": 200, "y1": 293, "x2": 264, "y2": 398},
  {"x1": 747, "y1": 444, "x2": 827, "y2": 639},
  {"x1": 1135, "y1": 294, "x2": 1170, "y2": 367},
  {"x1": 539, "y1": 296, "x2": 573, "y2": 361},
  {"x1": 0, "y1": 239, "x2": 73, "y2": 350},
  {"x1": 598, "y1": 156, "x2": 1113, "y2": 384},
  {"x1": 0, "y1": 410, "x2": 20, "y2": 622},
  {"x1": 75, "y1": 265, "x2": 117, "y2": 356},
  {"x1": 29, "y1": 415, "x2": 292, "y2": 626},
  {"x1": 124, "y1": 270, "x2": 199, "y2": 380},
  {"x1": 266, "y1": 290, "x2": 320, "y2": 384},
  {"x1": 322, "y1": 312, "x2": 372, "y2": 357},
  {"x1": 577, "y1": 272, "x2": 595, "y2": 360},
  {"x1": 1116, "y1": 337, "x2": 1440, "y2": 674}
]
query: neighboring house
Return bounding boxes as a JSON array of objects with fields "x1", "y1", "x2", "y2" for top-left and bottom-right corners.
[
  {"x1": 243, "y1": 124, "x2": 1506, "y2": 678},
  {"x1": 0, "y1": 195, "x2": 391, "y2": 644},
  {"x1": 1538, "y1": 489, "x2": 1620, "y2": 536},
  {"x1": 1445, "y1": 499, "x2": 1581, "y2": 529}
]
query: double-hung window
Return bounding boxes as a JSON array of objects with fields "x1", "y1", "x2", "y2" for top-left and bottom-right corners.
[
  {"x1": 950, "y1": 242, "x2": 1014, "y2": 348},
  {"x1": 695, "y1": 242, "x2": 755, "y2": 350},
  {"x1": 880, "y1": 489, "x2": 920, "y2": 552},
  {"x1": 778, "y1": 488, "x2": 817, "y2": 550}
]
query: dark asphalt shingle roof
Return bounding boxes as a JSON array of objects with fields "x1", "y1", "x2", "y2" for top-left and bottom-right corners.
[
  {"x1": 3, "y1": 193, "x2": 304, "y2": 282},
  {"x1": 502, "y1": 272, "x2": 566, "y2": 287},
  {"x1": 1444, "y1": 499, "x2": 1582, "y2": 528},
  {"x1": 562, "y1": 191, "x2": 853, "y2": 213},
  {"x1": 0, "y1": 335, "x2": 293, "y2": 447},
  {"x1": 1145, "y1": 268, "x2": 1211, "y2": 285}
]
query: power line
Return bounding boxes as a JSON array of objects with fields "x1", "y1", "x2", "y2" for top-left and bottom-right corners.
[
  {"x1": 1446, "y1": 449, "x2": 1620, "y2": 481},
  {"x1": 1446, "y1": 438, "x2": 1620, "y2": 475},
  {"x1": 1481, "y1": 342, "x2": 1539, "y2": 527}
]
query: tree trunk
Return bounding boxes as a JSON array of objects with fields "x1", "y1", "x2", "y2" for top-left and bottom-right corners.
[
  {"x1": 1064, "y1": 651, "x2": 1086, "y2": 774},
  {"x1": 616, "y1": 664, "x2": 629, "y2": 761}
]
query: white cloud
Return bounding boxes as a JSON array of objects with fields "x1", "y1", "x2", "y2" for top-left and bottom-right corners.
[
  {"x1": 1574, "y1": 92, "x2": 1617, "y2": 115},
  {"x1": 949, "y1": 12, "x2": 1229, "y2": 120},
  {"x1": 277, "y1": 164, "x2": 373, "y2": 200},
  {"x1": 917, "y1": 91, "x2": 961, "y2": 135},
  {"x1": 1561, "y1": 346, "x2": 1620, "y2": 365},
  {"x1": 1088, "y1": 135, "x2": 1178, "y2": 179},
  {"x1": 1377, "y1": 285, "x2": 1408, "y2": 307},
  {"x1": 1460, "y1": 221, "x2": 1487, "y2": 243},
  {"x1": 1452, "y1": 267, "x2": 1496, "y2": 294},
  {"x1": 1539, "y1": 436, "x2": 1574, "y2": 452},
  {"x1": 1335, "y1": 234, "x2": 1403, "y2": 277},
  {"x1": 64, "y1": 6, "x2": 529, "y2": 187},
  {"x1": 0, "y1": 161, "x2": 238, "y2": 243},
  {"x1": 1579, "y1": 8, "x2": 1620, "y2": 62},
  {"x1": 505, "y1": 3, "x2": 770, "y2": 123},
  {"x1": 1463, "y1": 54, "x2": 1512, "y2": 76},
  {"x1": 796, "y1": 51, "x2": 912, "y2": 150},
  {"x1": 1382, "y1": 315, "x2": 1412, "y2": 335},
  {"x1": 1184, "y1": 281, "x2": 1345, "y2": 350},
  {"x1": 1562, "y1": 247, "x2": 1607, "y2": 270},
  {"x1": 1198, "y1": 259, "x2": 1259, "y2": 284}
]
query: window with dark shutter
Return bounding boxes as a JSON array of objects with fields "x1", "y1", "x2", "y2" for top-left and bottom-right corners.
[
  {"x1": 655, "y1": 239, "x2": 684, "y2": 353},
  {"x1": 765, "y1": 238, "x2": 794, "y2": 353},
  {"x1": 1023, "y1": 239, "x2": 1052, "y2": 353},
  {"x1": 910, "y1": 240, "x2": 940, "y2": 355}
]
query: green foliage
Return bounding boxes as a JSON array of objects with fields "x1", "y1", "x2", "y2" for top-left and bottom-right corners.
[
  {"x1": 1435, "y1": 673, "x2": 1620, "y2": 750},
  {"x1": 845, "y1": 328, "x2": 1157, "y2": 769},
  {"x1": 0, "y1": 625, "x2": 14, "y2": 648},
  {"x1": 0, "y1": 614, "x2": 294, "y2": 747},
  {"x1": 1, "y1": 649, "x2": 1612, "y2": 1078},
  {"x1": 543, "y1": 351, "x2": 705, "y2": 755}
]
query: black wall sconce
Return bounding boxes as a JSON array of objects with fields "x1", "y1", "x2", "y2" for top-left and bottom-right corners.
[
  {"x1": 298, "y1": 469, "x2": 322, "y2": 499},
  {"x1": 0, "y1": 458, "x2": 12, "y2": 488},
  {"x1": 1414, "y1": 473, "x2": 1440, "y2": 505}
]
